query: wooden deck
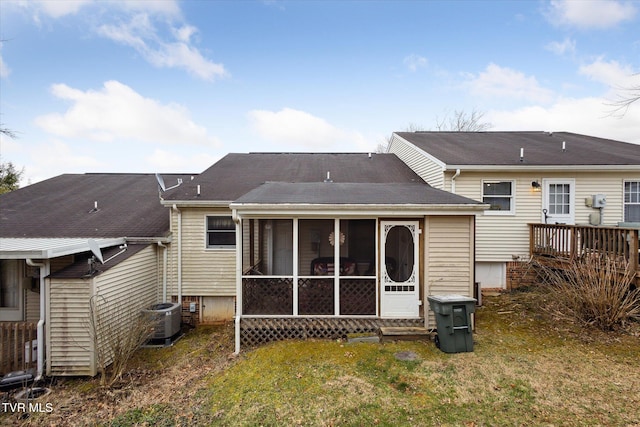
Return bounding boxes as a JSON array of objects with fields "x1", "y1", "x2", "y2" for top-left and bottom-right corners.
[{"x1": 529, "y1": 223, "x2": 640, "y2": 284}]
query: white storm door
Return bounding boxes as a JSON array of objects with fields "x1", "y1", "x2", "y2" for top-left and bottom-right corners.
[
  {"x1": 543, "y1": 179, "x2": 575, "y2": 225},
  {"x1": 380, "y1": 221, "x2": 420, "y2": 318}
]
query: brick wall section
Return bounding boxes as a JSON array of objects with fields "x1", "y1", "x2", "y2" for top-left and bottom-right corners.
[
  {"x1": 506, "y1": 260, "x2": 538, "y2": 290},
  {"x1": 171, "y1": 296, "x2": 200, "y2": 326}
]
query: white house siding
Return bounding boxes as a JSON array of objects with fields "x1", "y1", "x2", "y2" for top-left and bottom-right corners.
[
  {"x1": 388, "y1": 135, "x2": 445, "y2": 189},
  {"x1": 424, "y1": 215, "x2": 474, "y2": 329},
  {"x1": 92, "y1": 245, "x2": 159, "y2": 373},
  {"x1": 46, "y1": 246, "x2": 159, "y2": 377},
  {"x1": 168, "y1": 207, "x2": 237, "y2": 298},
  {"x1": 451, "y1": 171, "x2": 639, "y2": 265},
  {"x1": 46, "y1": 278, "x2": 94, "y2": 376}
]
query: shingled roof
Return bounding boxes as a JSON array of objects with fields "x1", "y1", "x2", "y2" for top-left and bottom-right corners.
[
  {"x1": 233, "y1": 182, "x2": 482, "y2": 206},
  {"x1": 162, "y1": 152, "x2": 428, "y2": 202},
  {"x1": 394, "y1": 131, "x2": 640, "y2": 167},
  {"x1": 0, "y1": 173, "x2": 187, "y2": 238}
]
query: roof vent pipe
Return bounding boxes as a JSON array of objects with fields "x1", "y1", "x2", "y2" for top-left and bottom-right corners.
[
  {"x1": 562, "y1": 141, "x2": 566, "y2": 152},
  {"x1": 519, "y1": 148, "x2": 524, "y2": 162},
  {"x1": 197, "y1": 185, "x2": 201, "y2": 196},
  {"x1": 324, "y1": 171, "x2": 333, "y2": 183}
]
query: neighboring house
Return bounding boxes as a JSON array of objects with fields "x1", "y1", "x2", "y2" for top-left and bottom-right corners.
[
  {"x1": 0, "y1": 173, "x2": 185, "y2": 376},
  {"x1": 388, "y1": 131, "x2": 640, "y2": 288},
  {"x1": 160, "y1": 153, "x2": 485, "y2": 352}
]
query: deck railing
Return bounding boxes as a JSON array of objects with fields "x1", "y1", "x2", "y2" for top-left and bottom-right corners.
[
  {"x1": 0, "y1": 322, "x2": 38, "y2": 375},
  {"x1": 529, "y1": 223, "x2": 639, "y2": 275}
]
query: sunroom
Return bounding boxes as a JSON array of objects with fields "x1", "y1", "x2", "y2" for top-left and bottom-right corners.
[{"x1": 230, "y1": 182, "x2": 485, "y2": 352}]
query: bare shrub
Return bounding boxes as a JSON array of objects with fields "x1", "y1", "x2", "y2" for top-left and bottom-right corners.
[
  {"x1": 89, "y1": 295, "x2": 156, "y2": 387},
  {"x1": 536, "y1": 256, "x2": 640, "y2": 331}
]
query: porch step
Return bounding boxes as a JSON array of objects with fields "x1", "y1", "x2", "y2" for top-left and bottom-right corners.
[{"x1": 379, "y1": 327, "x2": 432, "y2": 343}]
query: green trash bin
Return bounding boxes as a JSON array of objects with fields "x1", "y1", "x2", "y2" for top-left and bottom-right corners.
[{"x1": 427, "y1": 295, "x2": 476, "y2": 353}]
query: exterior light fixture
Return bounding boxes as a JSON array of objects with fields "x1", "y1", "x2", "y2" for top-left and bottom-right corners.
[{"x1": 531, "y1": 181, "x2": 541, "y2": 192}]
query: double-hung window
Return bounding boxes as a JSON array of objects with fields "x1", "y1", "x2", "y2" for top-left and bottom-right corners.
[
  {"x1": 482, "y1": 180, "x2": 515, "y2": 215},
  {"x1": 624, "y1": 180, "x2": 640, "y2": 223},
  {"x1": 206, "y1": 216, "x2": 236, "y2": 248}
]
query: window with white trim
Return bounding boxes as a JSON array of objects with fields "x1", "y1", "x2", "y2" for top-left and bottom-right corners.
[
  {"x1": 482, "y1": 181, "x2": 515, "y2": 215},
  {"x1": 206, "y1": 216, "x2": 236, "y2": 248},
  {"x1": 624, "y1": 180, "x2": 640, "y2": 222}
]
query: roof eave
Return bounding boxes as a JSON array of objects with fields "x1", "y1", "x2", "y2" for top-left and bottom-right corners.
[
  {"x1": 0, "y1": 237, "x2": 126, "y2": 259},
  {"x1": 230, "y1": 203, "x2": 487, "y2": 217},
  {"x1": 444, "y1": 164, "x2": 640, "y2": 172},
  {"x1": 161, "y1": 199, "x2": 232, "y2": 208}
]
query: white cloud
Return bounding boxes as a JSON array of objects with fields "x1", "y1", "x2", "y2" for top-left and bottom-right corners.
[
  {"x1": 248, "y1": 108, "x2": 367, "y2": 150},
  {"x1": 579, "y1": 58, "x2": 638, "y2": 89},
  {"x1": 0, "y1": 40, "x2": 10, "y2": 78},
  {"x1": 0, "y1": 54, "x2": 9, "y2": 78},
  {"x1": 24, "y1": 140, "x2": 104, "y2": 184},
  {"x1": 20, "y1": 1, "x2": 222, "y2": 81},
  {"x1": 403, "y1": 54, "x2": 428, "y2": 72},
  {"x1": 465, "y1": 63, "x2": 555, "y2": 104},
  {"x1": 31, "y1": 0, "x2": 180, "y2": 19},
  {"x1": 35, "y1": 0, "x2": 92, "y2": 18},
  {"x1": 546, "y1": 0, "x2": 637, "y2": 29},
  {"x1": 545, "y1": 37, "x2": 576, "y2": 56},
  {"x1": 487, "y1": 96, "x2": 640, "y2": 144},
  {"x1": 34, "y1": 80, "x2": 220, "y2": 146},
  {"x1": 98, "y1": 14, "x2": 227, "y2": 81}
]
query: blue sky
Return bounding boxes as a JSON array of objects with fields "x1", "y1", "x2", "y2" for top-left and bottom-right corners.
[{"x1": 1, "y1": 0, "x2": 639, "y2": 184}]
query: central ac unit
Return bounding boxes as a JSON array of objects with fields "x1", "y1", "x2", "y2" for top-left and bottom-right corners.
[{"x1": 143, "y1": 302, "x2": 181, "y2": 340}]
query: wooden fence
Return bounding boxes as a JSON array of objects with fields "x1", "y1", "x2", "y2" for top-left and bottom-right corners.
[
  {"x1": 529, "y1": 224, "x2": 639, "y2": 279},
  {"x1": 0, "y1": 322, "x2": 38, "y2": 375}
]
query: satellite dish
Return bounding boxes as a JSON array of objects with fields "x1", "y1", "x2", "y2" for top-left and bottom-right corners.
[
  {"x1": 155, "y1": 173, "x2": 167, "y2": 192},
  {"x1": 155, "y1": 173, "x2": 182, "y2": 192},
  {"x1": 88, "y1": 239, "x2": 104, "y2": 264}
]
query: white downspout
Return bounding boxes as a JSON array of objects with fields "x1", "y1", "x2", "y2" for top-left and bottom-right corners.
[
  {"x1": 172, "y1": 204, "x2": 182, "y2": 305},
  {"x1": 157, "y1": 241, "x2": 168, "y2": 302},
  {"x1": 232, "y1": 210, "x2": 241, "y2": 354},
  {"x1": 451, "y1": 168, "x2": 461, "y2": 194},
  {"x1": 26, "y1": 258, "x2": 47, "y2": 381}
]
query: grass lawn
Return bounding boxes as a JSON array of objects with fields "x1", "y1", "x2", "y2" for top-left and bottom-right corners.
[{"x1": 4, "y1": 291, "x2": 640, "y2": 426}]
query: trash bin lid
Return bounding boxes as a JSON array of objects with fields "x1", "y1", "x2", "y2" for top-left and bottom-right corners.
[{"x1": 427, "y1": 294, "x2": 476, "y2": 303}]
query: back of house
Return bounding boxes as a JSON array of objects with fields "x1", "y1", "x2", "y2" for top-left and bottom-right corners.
[{"x1": 388, "y1": 131, "x2": 640, "y2": 289}]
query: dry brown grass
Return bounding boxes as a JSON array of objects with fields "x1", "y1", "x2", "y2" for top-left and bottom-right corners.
[{"x1": 2, "y1": 292, "x2": 639, "y2": 426}]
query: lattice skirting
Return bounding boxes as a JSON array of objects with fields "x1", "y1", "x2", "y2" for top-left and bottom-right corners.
[{"x1": 240, "y1": 317, "x2": 424, "y2": 348}]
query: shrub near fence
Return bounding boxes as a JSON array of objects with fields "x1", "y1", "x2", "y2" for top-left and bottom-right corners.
[{"x1": 0, "y1": 322, "x2": 38, "y2": 375}]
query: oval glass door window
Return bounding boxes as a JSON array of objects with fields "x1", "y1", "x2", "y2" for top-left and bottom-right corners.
[{"x1": 384, "y1": 225, "x2": 415, "y2": 282}]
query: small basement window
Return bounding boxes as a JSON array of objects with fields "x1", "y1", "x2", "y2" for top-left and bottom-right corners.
[
  {"x1": 206, "y1": 216, "x2": 236, "y2": 248},
  {"x1": 482, "y1": 181, "x2": 515, "y2": 215}
]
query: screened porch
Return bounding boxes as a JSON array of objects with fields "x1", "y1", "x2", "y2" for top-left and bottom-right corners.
[{"x1": 240, "y1": 218, "x2": 380, "y2": 317}]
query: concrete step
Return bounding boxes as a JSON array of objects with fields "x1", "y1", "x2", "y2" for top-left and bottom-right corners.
[{"x1": 379, "y1": 326, "x2": 432, "y2": 343}]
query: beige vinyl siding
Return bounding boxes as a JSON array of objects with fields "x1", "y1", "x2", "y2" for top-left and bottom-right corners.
[
  {"x1": 46, "y1": 246, "x2": 159, "y2": 377},
  {"x1": 424, "y1": 216, "x2": 474, "y2": 328},
  {"x1": 25, "y1": 290, "x2": 40, "y2": 322},
  {"x1": 451, "y1": 171, "x2": 640, "y2": 262},
  {"x1": 169, "y1": 207, "x2": 236, "y2": 297},
  {"x1": 388, "y1": 135, "x2": 445, "y2": 188},
  {"x1": 46, "y1": 278, "x2": 94, "y2": 376},
  {"x1": 92, "y1": 245, "x2": 158, "y2": 373}
]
